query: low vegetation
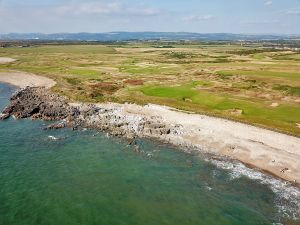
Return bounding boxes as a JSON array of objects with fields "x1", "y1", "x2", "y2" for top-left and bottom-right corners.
[{"x1": 0, "y1": 41, "x2": 299, "y2": 135}]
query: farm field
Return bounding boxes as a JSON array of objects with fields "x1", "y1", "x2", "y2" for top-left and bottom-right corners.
[{"x1": 0, "y1": 42, "x2": 299, "y2": 136}]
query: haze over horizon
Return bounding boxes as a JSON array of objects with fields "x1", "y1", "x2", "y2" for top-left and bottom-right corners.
[{"x1": 0, "y1": 0, "x2": 300, "y2": 34}]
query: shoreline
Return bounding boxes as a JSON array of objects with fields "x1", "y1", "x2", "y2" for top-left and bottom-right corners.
[
  {"x1": 0, "y1": 72, "x2": 300, "y2": 186},
  {"x1": 97, "y1": 102, "x2": 300, "y2": 186}
]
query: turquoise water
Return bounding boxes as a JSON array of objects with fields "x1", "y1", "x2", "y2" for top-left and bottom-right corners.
[{"x1": 0, "y1": 83, "x2": 299, "y2": 225}]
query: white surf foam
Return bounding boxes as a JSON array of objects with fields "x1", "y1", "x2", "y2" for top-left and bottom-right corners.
[{"x1": 209, "y1": 158, "x2": 300, "y2": 220}]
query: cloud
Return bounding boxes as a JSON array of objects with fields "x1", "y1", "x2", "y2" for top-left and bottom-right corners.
[
  {"x1": 55, "y1": 1, "x2": 161, "y2": 17},
  {"x1": 286, "y1": 10, "x2": 300, "y2": 16},
  {"x1": 264, "y1": 1, "x2": 273, "y2": 6},
  {"x1": 183, "y1": 15, "x2": 216, "y2": 22},
  {"x1": 240, "y1": 20, "x2": 280, "y2": 25}
]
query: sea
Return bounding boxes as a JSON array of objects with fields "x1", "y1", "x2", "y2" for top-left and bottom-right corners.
[{"x1": 0, "y1": 82, "x2": 299, "y2": 225}]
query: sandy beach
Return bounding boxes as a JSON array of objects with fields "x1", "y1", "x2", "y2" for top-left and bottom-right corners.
[
  {"x1": 121, "y1": 103, "x2": 300, "y2": 185},
  {"x1": 0, "y1": 72, "x2": 56, "y2": 89},
  {"x1": 0, "y1": 57, "x2": 16, "y2": 64},
  {"x1": 1, "y1": 71, "x2": 300, "y2": 185}
]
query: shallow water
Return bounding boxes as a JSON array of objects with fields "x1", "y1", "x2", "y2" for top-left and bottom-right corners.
[{"x1": 0, "y1": 83, "x2": 299, "y2": 225}]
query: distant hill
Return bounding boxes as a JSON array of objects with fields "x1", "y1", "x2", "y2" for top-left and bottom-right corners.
[{"x1": 0, "y1": 32, "x2": 299, "y2": 41}]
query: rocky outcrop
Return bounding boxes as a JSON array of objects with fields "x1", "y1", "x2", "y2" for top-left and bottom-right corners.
[
  {"x1": 2, "y1": 87, "x2": 72, "y2": 120},
  {"x1": 1, "y1": 87, "x2": 181, "y2": 140}
]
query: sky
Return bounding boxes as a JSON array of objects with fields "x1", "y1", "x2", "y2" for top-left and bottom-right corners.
[{"x1": 0, "y1": 0, "x2": 299, "y2": 34}]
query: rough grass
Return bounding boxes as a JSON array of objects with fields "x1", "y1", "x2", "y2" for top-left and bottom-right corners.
[
  {"x1": 273, "y1": 84, "x2": 300, "y2": 97},
  {"x1": 217, "y1": 70, "x2": 300, "y2": 80},
  {"x1": 0, "y1": 43, "x2": 299, "y2": 135},
  {"x1": 119, "y1": 63, "x2": 179, "y2": 75}
]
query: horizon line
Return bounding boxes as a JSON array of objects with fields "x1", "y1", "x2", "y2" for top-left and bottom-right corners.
[{"x1": 1, "y1": 32, "x2": 300, "y2": 36}]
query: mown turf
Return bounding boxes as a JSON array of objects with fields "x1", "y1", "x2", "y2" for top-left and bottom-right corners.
[{"x1": 141, "y1": 84, "x2": 300, "y2": 134}]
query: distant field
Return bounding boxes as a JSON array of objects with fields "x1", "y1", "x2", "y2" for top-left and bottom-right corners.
[{"x1": 0, "y1": 42, "x2": 299, "y2": 135}]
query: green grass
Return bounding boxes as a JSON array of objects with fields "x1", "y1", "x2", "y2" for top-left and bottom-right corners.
[
  {"x1": 141, "y1": 83, "x2": 300, "y2": 135},
  {"x1": 143, "y1": 85, "x2": 198, "y2": 100},
  {"x1": 253, "y1": 54, "x2": 266, "y2": 60},
  {"x1": 119, "y1": 63, "x2": 179, "y2": 75},
  {"x1": 67, "y1": 69, "x2": 103, "y2": 78}
]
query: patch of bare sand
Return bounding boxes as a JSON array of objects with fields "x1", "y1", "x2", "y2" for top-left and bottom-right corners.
[
  {"x1": 270, "y1": 102, "x2": 279, "y2": 107},
  {"x1": 0, "y1": 57, "x2": 16, "y2": 64},
  {"x1": 0, "y1": 72, "x2": 56, "y2": 88},
  {"x1": 250, "y1": 61, "x2": 276, "y2": 65}
]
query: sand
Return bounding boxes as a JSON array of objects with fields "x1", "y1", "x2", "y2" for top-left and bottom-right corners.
[
  {"x1": 0, "y1": 72, "x2": 56, "y2": 89},
  {"x1": 1, "y1": 71, "x2": 300, "y2": 184},
  {"x1": 0, "y1": 57, "x2": 16, "y2": 64}
]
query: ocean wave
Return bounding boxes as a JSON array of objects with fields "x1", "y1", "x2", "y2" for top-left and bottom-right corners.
[{"x1": 208, "y1": 158, "x2": 300, "y2": 221}]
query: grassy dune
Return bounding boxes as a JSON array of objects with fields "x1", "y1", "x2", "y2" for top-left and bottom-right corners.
[
  {"x1": 0, "y1": 42, "x2": 299, "y2": 135},
  {"x1": 217, "y1": 70, "x2": 300, "y2": 82}
]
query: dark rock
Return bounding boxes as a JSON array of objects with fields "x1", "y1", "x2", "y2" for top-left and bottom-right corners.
[
  {"x1": 128, "y1": 138, "x2": 137, "y2": 146},
  {"x1": 43, "y1": 122, "x2": 66, "y2": 130},
  {"x1": 3, "y1": 87, "x2": 70, "y2": 120}
]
